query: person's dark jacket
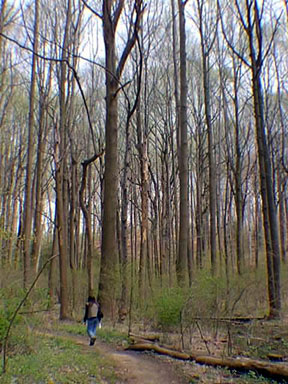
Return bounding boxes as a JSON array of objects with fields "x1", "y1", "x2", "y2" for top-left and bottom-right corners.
[{"x1": 97, "y1": 306, "x2": 103, "y2": 321}]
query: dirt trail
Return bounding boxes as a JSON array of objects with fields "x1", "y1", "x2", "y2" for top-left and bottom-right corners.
[
  {"x1": 65, "y1": 333, "x2": 189, "y2": 384},
  {"x1": 101, "y1": 346, "x2": 187, "y2": 384}
]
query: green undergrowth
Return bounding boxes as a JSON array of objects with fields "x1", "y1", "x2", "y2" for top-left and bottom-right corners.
[
  {"x1": 59, "y1": 321, "x2": 129, "y2": 345},
  {"x1": 1, "y1": 331, "x2": 119, "y2": 383},
  {"x1": 231, "y1": 320, "x2": 288, "y2": 360}
]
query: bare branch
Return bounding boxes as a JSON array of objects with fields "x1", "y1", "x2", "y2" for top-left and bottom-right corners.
[
  {"x1": 234, "y1": 0, "x2": 248, "y2": 32},
  {"x1": 81, "y1": 0, "x2": 102, "y2": 19},
  {"x1": 116, "y1": 0, "x2": 145, "y2": 79},
  {"x1": 113, "y1": 0, "x2": 124, "y2": 28},
  {"x1": 217, "y1": 0, "x2": 251, "y2": 68}
]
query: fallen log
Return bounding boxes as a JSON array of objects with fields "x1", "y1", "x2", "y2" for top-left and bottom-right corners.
[
  {"x1": 126, "y1": 342, "x2": 288, "y2": 381},
  {"x1": 267, "y1": 353, "x2": 284, "y2": 362},
  {"x1": 191, "y1": 354, "x2": 288, "y2": 380},
  {"x1": 126, "y1": 343, "x2": 191, "y2": 360},
  {"x1": 128, "y1": 332, "x2": 160, "y2": 342},
  {"x1": 189, "y1": 316, "x2": 265, "y2": 323}
]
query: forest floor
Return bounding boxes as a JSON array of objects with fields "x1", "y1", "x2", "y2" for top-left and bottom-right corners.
[
  {"x1": 53, "y1": 331, "x2": 189, "y2": 384},
  {"x1": 3, "y1": 308, "x2": 288, "y2": 383},
  {"x1": 39, "y1": 312, "x2": 288, "y2": 384},
  {"x1": 40, "y1": 327, "x2": 242, "y2": 384}
]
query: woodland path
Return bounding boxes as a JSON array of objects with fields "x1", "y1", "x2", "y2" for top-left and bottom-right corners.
[{"x1": 48, "y1": 331, "x2": 190, "y2": 384}]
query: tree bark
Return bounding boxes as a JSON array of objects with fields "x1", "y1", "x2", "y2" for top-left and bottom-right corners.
[
  {"x1": 127, "y1": 342, "x2": 288, "y2": 381},
  {"x1": 137, "y1": 96, "x2": 149, "y2": 299},
  {"x1": 246, "y1": 0, "x2": 281, "y2": 318},
  {"x1": 98, "y1": 0, "x2": 143, "y2": 317},
  {"x1": 80, "y1": 153, "x2": 103, "y2": 296},
  {"x1": 31, "y1": 95, "x2": 47, "y2": 273},
  {"x1": 55, "y1": 0, "x2": 72, "y2": 319},
  {"x1": 176, "y1": 0, "x2": 188, "y2": 285},
  {"x1": 197, "y1": 0, "x2": 217, "y2": 275},
  {"x1": 23, "y1": 0, "x2": 39, "y2": 288}
]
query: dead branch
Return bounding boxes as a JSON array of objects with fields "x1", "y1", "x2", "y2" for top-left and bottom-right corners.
[
  {"x1": 190, "y1": 316, "x2": 265, "y2": 324},
  {"x1": 192, "y1": 354, "x2": 288, "y2": 380},
  {"x1": 126, "y1": 342, "x2": 288, "y2": 381},
  {"x1": 128, "y1": 332, "x2": 160, "y2": 342},
  {"x1": 126, "y1": 343, "x2": 191, "y2": 360},
  {"x1": 195, "y1": 321, "x2": 211, "y2": 355}
]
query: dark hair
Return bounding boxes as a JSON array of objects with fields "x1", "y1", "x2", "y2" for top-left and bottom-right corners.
[{"x1": 88, "y1": 296, "x2": 96, "y2": 302}]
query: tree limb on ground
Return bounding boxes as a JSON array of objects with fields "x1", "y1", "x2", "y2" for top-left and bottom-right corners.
[
  {"x1": 128, "y1": 332, "x2": 160, "y2": 342},
  {"x1": 189, "y1": 316, "x2": 265, "y2": 323},
  {"x1": 126, "y1": 342, "x2": 288, "y2": 381}
]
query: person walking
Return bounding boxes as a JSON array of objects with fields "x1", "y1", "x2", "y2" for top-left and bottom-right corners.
[{"x1": 83, "y1": 296, "x2": 100, "y2": 346}]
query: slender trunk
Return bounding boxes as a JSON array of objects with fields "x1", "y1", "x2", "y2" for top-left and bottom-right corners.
[
  {"x1": 31, "y1": 100, "x2": 46, "y2": 273},
  {"x1": 254, "y1": 168, "x2": 260, "y2": 268},
  {"x1": 23, "y1": 0, "x2": 39, "y2": 288},
  {"x1": 198, "y1": 0, "x2": 217, "y2": 275},
  {"x1": 274, "y1": 49, "x2": 287, "y2": 263},
  {"x1": 119, "y1": 117, "x2": 131, "y2": 321},
  {"x1": 160, "y1": 146, "x2": 169, "y2": 280},
  {"x1": 195, "y1": 127, "x2": 204, "y2": 269},
  {"x1": 232, "y1": 57, "x2": 244, "y2": 275},
  {"x1": 176, "y1": 0, "x2": 188, "y2": 285},
  {"x1": 56, "y1": 0, "x2": 72, "y2": 319},
  {"x1": 278, "y1": 167, "x2": 287, "y2": 263},
  {"x1": 137, "y1": 98, "x2": 149, "y2": 300},
  {"x1": 48, "y1": 210, "x2": 59, "y2": 308},
  {"x1": 171, "y1": 0, "x2": 180, "y2": 261},
  {"x1": 223, "y1": 177, "x2": 230, "y2": 289},
  {"x1": 80, "y1": 154, "x2": 102, "y2": 296},
  {"x1": 247, "y1": 2, "x2": 281, "y2": 317}
]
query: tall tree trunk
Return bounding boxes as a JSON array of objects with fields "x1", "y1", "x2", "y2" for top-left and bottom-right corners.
[
  {"x1": 98, "y1": 0, "x2": 143, "y2": 317},
  {"x1": 274, "y1": 48, "x2": 287, "y2": 263},
  {"x1": 246, "y1": 0, "x2": 281, "y2": 318},
  {"x1": 160, "y1": 143, "x2": 169, "y2": 281},
  {"x1": 232, "y1": 56, "x2": 244, "y2": 275},
  {"x1": 119, "y1": 117, "x2": 131, "y2": 321},
  {"x1": 31, "y1": 98, "x2": 47, "y2": 273},
  {"x1": 198, "y1": 0, "x2": 217, "y2": 276},
  {"x1": 278, "y1": 170, "x2": 287, "y2": 263},
  {"x1": 98, "y1": 1, "x2": 120, "y2": 318},
  {"x1": 176, "y1": 0, "x2": 188, "y2": 285},
  {"x1": 223, "y1": 176, "x2": 230, "y2": 288},
  {"x1": 137, "y1": 97, "x2": 149, "y2": 299},
  {"x1": 23, "y1": 0, "x2": 39, "y2": 288},
  {"x1": 171, "y1": 0, "x2": 180, "y2": 262},
  {"x1": 48, "y1": 209, "x2": 59, "y2": 308},
  {"x1": 80, "y1": 156, "x2": 99, "y2": 296},
  {"x1": 55, "y1": 0, "x2": 72, "y2": 319},
  {"x1": 119, "y1": 49, "x2": 142, "y2": 318}
]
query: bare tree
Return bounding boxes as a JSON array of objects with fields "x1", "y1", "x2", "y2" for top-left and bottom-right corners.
[
  {"x1": 220, "y1": 0, "x2": 281, "y2": 317},
  {"x1": 54, "y1": 0, "x2": 73, "y2": 319},
  {"x1": 196, "y1": 0, "x2": 218, "y2": 275},
  {"x1": 84, "y1": 0, "x2": 145, "y2": 317},
  {"x1": 176, "y1": 0, "x2": 189, "y2": 285},
  {"x1": 22, "y1": 0, "x2": 39, "y2": 288}
]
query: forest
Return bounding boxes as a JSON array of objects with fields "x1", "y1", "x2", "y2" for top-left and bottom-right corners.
[{"x1": 0, "y1": 0, "x2": 288, "y2": 382}]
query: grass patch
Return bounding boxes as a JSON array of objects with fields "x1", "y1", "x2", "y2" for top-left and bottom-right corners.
[
  {"x1": 61, "y1": 321, "x2": 129, "y2": 345},
  {"x1": 1, "y1": 332, "x2": 119, "y2": 383}
]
